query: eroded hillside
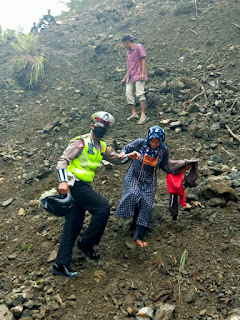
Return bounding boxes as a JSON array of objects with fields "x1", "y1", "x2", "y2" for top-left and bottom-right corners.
[{"x1": 0, "y1": 0, "x2": 240, "y2": 319}]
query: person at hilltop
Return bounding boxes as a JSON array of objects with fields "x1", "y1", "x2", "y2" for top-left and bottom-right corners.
[
  {"x1": 43, "y1": 9, "x2": 55, "y2": 24},
  {"x1": 38, "y1": 18, "x2": 48, "y2": 32},
  {"x1": 121, "y1": 34, "x2": 148, "y2": 125},
  {"x1": 30, "y1": 22, "x2": 38, "y2": 34},
  {"x1": 115, "y1": 126, "x2": 171, "y2": 248},
  {"x1": 52, "y1": 111, "x2": 140, "y2": 278}
]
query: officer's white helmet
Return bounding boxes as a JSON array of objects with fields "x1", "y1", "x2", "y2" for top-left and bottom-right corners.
[{"x1": 91, "y1": 111, "x2": 115, "y2": 128}]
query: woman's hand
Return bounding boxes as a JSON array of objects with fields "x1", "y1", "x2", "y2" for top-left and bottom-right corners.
[
  {"x1": 58, "y1": 182, "x2": 70, "y2": 195},
  {"x1": 128, "y1": 151, "x2": 141, "y2": 160},
  {"x1": 118, "y1": 152, "x2": 126, "y2": 160}
]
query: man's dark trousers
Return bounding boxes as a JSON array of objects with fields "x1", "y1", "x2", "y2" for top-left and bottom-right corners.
[{"x1": 55, "y1": 180, "x2": 110, "y2": 265}]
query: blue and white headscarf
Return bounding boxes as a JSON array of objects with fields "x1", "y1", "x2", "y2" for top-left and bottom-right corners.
[{"x1": 144, "y1": 126, "x2": 167, "y2": 157}]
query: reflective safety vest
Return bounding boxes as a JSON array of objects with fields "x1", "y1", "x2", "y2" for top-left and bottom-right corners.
[{"x1": 67, "y1": 135, "x2": 106, "y2": 183}]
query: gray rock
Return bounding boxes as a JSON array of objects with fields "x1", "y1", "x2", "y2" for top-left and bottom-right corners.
[
  {"x1": 188, "y1": 124, "x2": 200, "y2": 136},
  {"x1": 226, "y1": 308, "x2": 240, "y2": 319},
  {"x1": 227, "y1": 172, "x2": 240, "y2": 180},
  {"x1": 185, "y1": 289, "x2": 196, "y2": 303},
  {"x1": 4, "y1": 293, "x2": 24, "y2": 307},
  {"x1": 208, "y1": 197, "x2": 226, "y2": 207},
  {"x1": 0, "y1": 198, "x2": 14, "y2": 207},
  {"x1": 0, "y1": 304, "x2": 14, "y2": 320},
  {"x1": 47, "y1": 250, "x2": 57, "y2": 262},
  {"x1": 232, "y1": 180, "x2": 240, "y2": 188},
  {"x1": 203, "y1": 181, "x2": 238, "y2": 201},
  {"x1": 210, "y1": 123, "x2": 221, "y2": 130},
  {"x1": 188, "y1": 104, "x2": 199, "y2": 113},
  {"x1": 10, "y1": 305, "x2": 23, "y2": 318},
  {"x1": 210, "y1": 154, "x2": 222, "y2": 164},
  {"x1": 153, "y1": 304, "x2": 175, "y2": 320},
  {"x1": 43, "y1": 121, "x2": 60, "y2": 133},
  {"x1": 125, "y1": 241, "x2": 136, "y2": 250},
  {"x1": 169, "y1": 121, "x2": 182, "y2": 129},
  {"x1": 136, "y1": 307, "x2": 153, "y2": 319}
]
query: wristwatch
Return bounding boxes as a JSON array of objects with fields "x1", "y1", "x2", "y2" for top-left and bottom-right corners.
[{"x1": 122, "y1": 155, "x2": 129, "y2": 164}]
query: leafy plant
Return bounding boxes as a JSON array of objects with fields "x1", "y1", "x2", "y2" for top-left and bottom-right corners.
[
  {"x1": 26, "y1": 244, "x2": 32, "y2": 252},
  {"x1": 178, "y1": 250, "x2": 188, "y2": 302},
  {"x1": 0, "y1": 25, "x2": 16, "y2": 45},
  {"x1": 179, "y1": 250, "x2": 188, "y2": 273},
  {"x1": 11, "y1": 33, "x2": 46, "y2": 88},
  {"x1": 30, "y1": 279, "x2": 44, "y2": 288}
]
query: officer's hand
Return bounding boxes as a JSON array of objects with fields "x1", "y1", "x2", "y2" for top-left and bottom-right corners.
[
  {"x1": 58, "y1": 182, "x2": 70, "y2": 195},
  {"x1": 118, "y1": 152, "x2": 126, "y2": 160},
  {"x1": 128, "y1": 151, "x2": 141, "y2": 160}
]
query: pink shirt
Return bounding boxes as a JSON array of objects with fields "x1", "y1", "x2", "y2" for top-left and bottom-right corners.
[{"x1": 126, "y1": 43, "x2": 147, "y2": 83}]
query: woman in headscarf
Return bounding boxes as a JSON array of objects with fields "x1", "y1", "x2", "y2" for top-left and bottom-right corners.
[{"x1": 115, "y1": 126, "x2": 169, "y2": 248}]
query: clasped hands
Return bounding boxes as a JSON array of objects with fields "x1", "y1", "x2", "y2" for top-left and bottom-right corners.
[{"x1": 118, "y1": 151, "x2": 141, "y2": 161}]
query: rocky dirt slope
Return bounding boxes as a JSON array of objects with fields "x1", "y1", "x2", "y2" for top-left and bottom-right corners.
[{"x1": 0, "y1": 0, "x2": 240, "y2": 319}]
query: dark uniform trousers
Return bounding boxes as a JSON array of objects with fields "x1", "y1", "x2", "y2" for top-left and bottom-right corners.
[{"x1": 55, "y1": 180, "x2": 110, "y2": 265}]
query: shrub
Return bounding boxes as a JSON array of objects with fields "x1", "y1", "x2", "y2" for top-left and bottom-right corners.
[
  {"x1": 11, "y1": 33, "x2": 46, "y2": 88},
  {"x1": 58, "y1": 0, "x2": 97, "y2": 18}
]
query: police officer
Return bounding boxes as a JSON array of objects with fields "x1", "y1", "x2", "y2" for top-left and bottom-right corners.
[{"x1": 52, "y1": 112, "x2": 130, "y2": 278}]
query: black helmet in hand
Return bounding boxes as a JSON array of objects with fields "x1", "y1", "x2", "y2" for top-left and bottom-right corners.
[{"x1": 40, "y1": 192, "x2": 74, "y2": 217}]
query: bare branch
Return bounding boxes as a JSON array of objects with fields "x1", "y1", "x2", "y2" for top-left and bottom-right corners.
[
  {"x1": 223, "y1": 98, "x2": 238, "y2": 115},
  {"x1": 189, "y1": 29, "x2": 198, "y2": 36},
  {"x1": 225, "y1": 124, "x2": 240, "y2": 143},
  {"x1": 194, "y1": 0, "x2": 198, "y2": 16},
  {"x1": 233, "y1": 23, "x2": 240, "y2": 29},
  {"x1": 221, "y1": 147, "x2": 237, "y2": 158},
  {"x1": 183, "y1": 84, "x2": 207, "y2": 107}
]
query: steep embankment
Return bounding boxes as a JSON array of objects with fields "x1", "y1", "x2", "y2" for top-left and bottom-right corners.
[{"x1": 0, "y1": 0, "x2": 240, "y2": 319}]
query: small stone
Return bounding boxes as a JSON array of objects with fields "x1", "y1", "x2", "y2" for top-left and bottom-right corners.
[
  {"x1": 10, "y1": 305, "x2": 23, "y2": 318},
  {"x1": 18, "y1": 208, "x2": 26, "y2": 216},
  {"x1": 206, "y1": 64, "x2": 216, "y2": 70},
  {"x1": 0, "y1": 304, "x2": 14, "y2": 320},
  {"x1": 160, "y1": 119, "x2": 171, "y2": 125},
  {"x1": 0, "y1": 198, "x2": 14, "y2": 207},
  {"x1": 127, "y1": 306, "x2": 133, "y2": 315},
  {"x1": 199, "y1": 309, "x2": 207, "y2": 316},
  {"x1": 47, "y1": 250, "x2": 57, "y2": 262},
  {"x1": 185, "y1": 290, "x2": 196, "y2": 303},
  {"x1": 137, "y1": 307, "x2": 153, "y2": 318},
  {"x1": 125, "y1": 241, "x2": 136, "y2": 250},
  {"x1": 29, "y1": 200, "x2": 39, "y2": 206},
  {"x1": 8, "y1": 252, "x2": 18, "y2": 260},
  {"x1": 169, "y1": 121, "x2": 182, "y2": 129},
  {"x1": 153, "y1": 304, "x2": 175, "y2": 320},
  {"x1": 67, "y1": 294, "x2": 77, "y2": 300}
]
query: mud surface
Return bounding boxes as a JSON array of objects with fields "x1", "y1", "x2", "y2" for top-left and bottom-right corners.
[{"x1": 0, "y1": 0, "x2": 240, "y2": 319}]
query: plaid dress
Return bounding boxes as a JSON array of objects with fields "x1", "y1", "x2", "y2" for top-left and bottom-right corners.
[{"x1": 115, "y1": 138, "x2": 169, "y2": 227}]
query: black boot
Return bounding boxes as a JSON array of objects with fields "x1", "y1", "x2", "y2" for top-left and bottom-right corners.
[
  {"x1": 52, "y1": 263, "x2": 78, "y2": 279},
  {"x1": 77, "y1": 240, "x2": 100, "y2": 260}
]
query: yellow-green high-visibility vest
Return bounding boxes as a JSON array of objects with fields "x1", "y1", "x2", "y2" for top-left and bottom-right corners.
[{"x1": 67, "y1": 135, "x2": 106, "y2": 183}]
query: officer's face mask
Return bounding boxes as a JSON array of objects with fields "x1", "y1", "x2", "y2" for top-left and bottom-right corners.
[{"x1": 93, "y1": 125, "x2": 108, "y2": 139}]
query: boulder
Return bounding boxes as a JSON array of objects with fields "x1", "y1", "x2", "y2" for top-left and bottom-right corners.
[{"x1": 203, "y1": 181, "x2": 238, "y2": 202}]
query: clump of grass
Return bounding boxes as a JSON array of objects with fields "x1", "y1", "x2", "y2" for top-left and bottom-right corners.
[
  {"x1": 178, "y1": 250, "x2": 188, "y2": 302},
  {"x1": 179, "y1": 250, "x2": 188, "y2": 273},
  {"x1": 26, "y1": 244, "x2": 32, "y2": 252},
  {"x1": 11, "y1": 33, "x2": 46, "y2": 88}
]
